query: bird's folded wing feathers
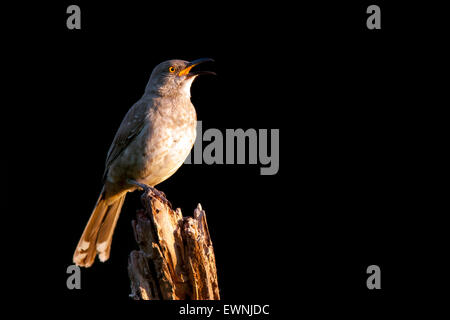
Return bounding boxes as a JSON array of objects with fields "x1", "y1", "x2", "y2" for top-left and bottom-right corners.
[{"x1": 103, "y1": 100, "x2": 150, "y2": 181}]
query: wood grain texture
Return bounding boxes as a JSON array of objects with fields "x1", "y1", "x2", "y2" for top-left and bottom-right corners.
[{"x1": 128, "y1": 190, "x2": 220, "y2": 300}]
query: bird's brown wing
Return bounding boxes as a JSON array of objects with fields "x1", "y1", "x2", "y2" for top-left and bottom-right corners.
[{"x1": 102, "y1": 100, "x2": 150, "y2": 181}]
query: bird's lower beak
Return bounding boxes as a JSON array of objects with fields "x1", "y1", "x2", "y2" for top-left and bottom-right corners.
[{"x1": 178, "y1": 58, "x2": 216, "y2": 77}]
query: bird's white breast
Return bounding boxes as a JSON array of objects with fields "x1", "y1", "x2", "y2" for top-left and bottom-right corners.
[{"x1": 138, "y1": 100, "x2": 197, "y2": 186}]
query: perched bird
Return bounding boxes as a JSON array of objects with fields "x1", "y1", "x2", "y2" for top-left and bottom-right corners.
[{"x1": 73, "y1": 58, "x2": 215, "y2": 267}]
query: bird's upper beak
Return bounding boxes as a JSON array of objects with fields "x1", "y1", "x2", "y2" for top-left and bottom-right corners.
[{"x1": 178, "y1": 58, "x2": 216, "y2": 77}]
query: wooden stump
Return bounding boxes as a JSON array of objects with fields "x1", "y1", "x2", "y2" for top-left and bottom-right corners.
[{"x1": 128, "y1": 190, "x2": 220, "y2": 300}]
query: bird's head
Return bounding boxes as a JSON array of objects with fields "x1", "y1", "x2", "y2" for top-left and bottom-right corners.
[{"x1": 145, "y1": 58, "x2": 215, "y2": 97}]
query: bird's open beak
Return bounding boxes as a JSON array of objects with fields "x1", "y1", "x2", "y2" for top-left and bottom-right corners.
[{"x1": 178, "y1": 58, "x2": 216, "y2": 77}]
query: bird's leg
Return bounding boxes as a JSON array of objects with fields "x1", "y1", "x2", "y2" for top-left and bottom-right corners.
[{"x1": 127, "y1": 179, "x2": 171, "y2": 207}]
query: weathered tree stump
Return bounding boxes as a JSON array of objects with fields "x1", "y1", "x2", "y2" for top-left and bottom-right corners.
[{"x1": 128, "y1": 190, "x2": 220, "y2": 300}]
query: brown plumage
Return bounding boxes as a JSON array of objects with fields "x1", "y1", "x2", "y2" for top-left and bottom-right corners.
[{"x1": 73, "y1": 58, "x2": 214, "y2": 267}]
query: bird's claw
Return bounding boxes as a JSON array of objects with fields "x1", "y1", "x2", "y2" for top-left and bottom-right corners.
[
  {"x1": 147, "y1": 186, "x2": 171, "y2": 208},
  {"x1": 127, "y1": 179, "x2": 172, "y2": 208}
]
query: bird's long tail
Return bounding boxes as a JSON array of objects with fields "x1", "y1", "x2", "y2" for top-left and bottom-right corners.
[{"x1": 73, "y1": 187, "x2": 126, "y2": 267}]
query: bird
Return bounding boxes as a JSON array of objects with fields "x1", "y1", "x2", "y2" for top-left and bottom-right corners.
[{"x1": 73, "y1": 58, "x2": 215, "y2": 267}]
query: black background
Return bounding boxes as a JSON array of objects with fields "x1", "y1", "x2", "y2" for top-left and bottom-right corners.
[{"x1": 8, "y1": 0, "x2": 447, "y2": 317}]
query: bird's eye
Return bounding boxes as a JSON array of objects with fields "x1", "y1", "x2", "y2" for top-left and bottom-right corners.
[{"x1": 169, "y1": 66, "x2": 176, "y2": 73}]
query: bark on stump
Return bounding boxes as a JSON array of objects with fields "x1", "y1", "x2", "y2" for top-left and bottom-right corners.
[{"x1": 128, "y1": 190, "x2": 220, "y2": 300}]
